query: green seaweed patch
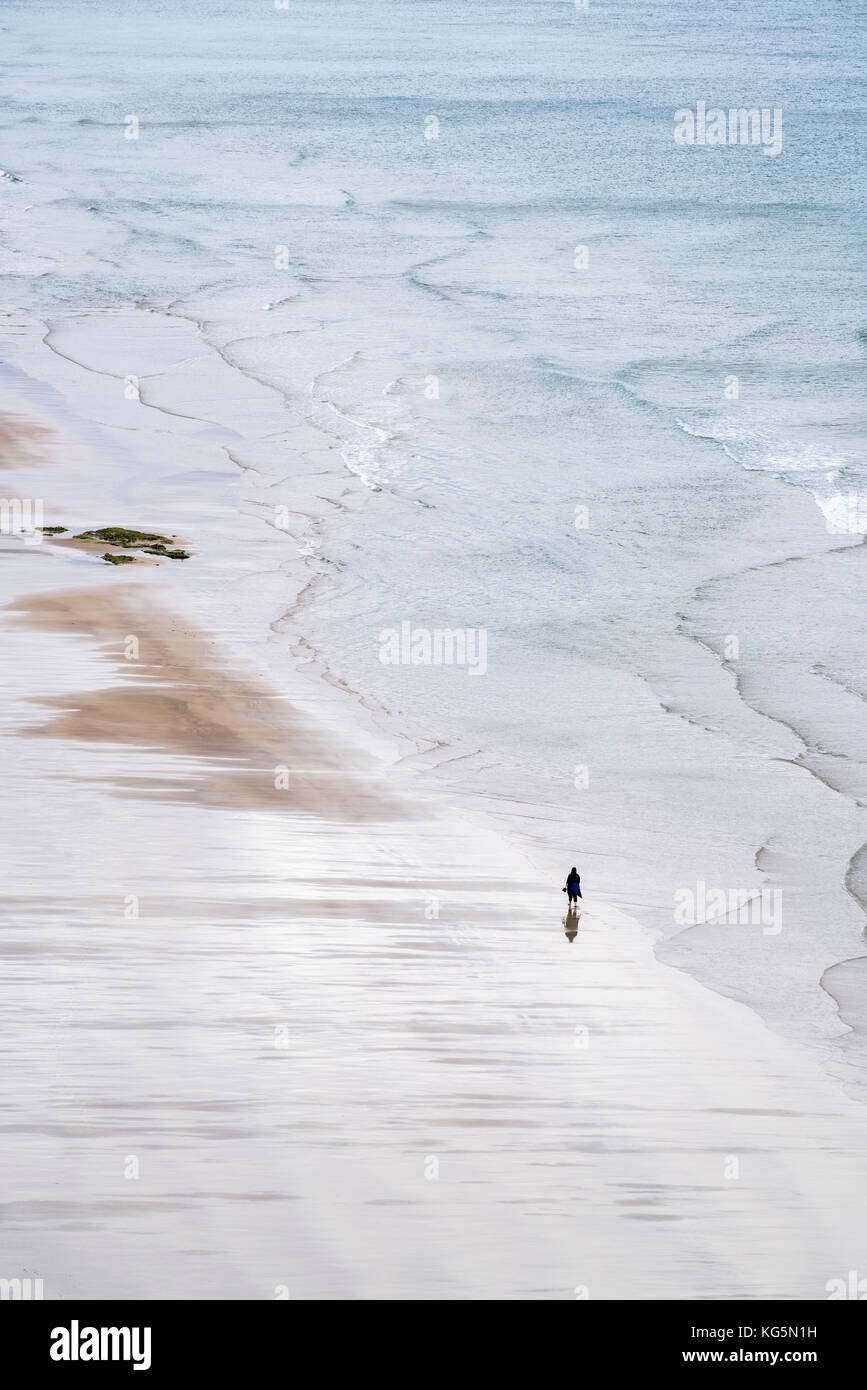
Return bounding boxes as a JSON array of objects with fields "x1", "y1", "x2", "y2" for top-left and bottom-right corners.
[
  {"x1": 42, "y1": 526, "x2": 67, "y2": 536},
  {"x1": 74, "y1": 526, "x2": 191, "y2": 561},
  {"x1": 75, "y1": 527, "x2": 176, "y2": 547},
  {"x1": 139, "y1": 543, "x2": 191, "y2": 557},
  {"x1": 102, "y1": 552, "x2": 136, "y2": 566}
]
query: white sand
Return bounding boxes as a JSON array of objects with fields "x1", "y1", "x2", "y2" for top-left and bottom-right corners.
[{"x1": 0, "y1": 548, "x2": 866, "y2": 1298}]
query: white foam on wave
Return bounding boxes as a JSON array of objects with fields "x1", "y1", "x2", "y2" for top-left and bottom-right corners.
[
  {"x1": 313, "y1": 362, "x2": 416, "y2": 492},
  {"x1": 676, "y1": 416, "x2": 844, "y2": 472},
  {"x1": 675, "y1": 415, "x2": 867, "y2": 531},
  {"x1": 816, "y1": 490, "x2": 867, "y2": 536}
]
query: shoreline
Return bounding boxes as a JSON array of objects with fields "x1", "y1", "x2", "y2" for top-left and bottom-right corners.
[
  {"x1": 1, "y1": 403, "x2": 867, "y2": 1295},
  {"x1": 1, "y1": 303, "x2": 865, "y2": 1090}
]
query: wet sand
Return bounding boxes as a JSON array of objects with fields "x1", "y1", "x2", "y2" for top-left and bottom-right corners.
[
  {"x1": 0, "y1": 412, "x2": 53, "y2": 468},
  {"x1": 2, "y1": 561, "x2": 867, "y2": 1298},
  {"x1": 3, "y1": 583, "x2": 416, "y2": 822}
]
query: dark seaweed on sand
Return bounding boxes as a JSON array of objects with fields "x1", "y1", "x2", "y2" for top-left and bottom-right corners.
[{"x1": 72, "y1": 526, "x2": 191, "y2": 563}]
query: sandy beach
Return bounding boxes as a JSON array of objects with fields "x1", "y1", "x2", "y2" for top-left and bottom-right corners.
[
  {"x1": 1, "y1": 406, "x2": 867, "y2": 1299},
  {"x1": 1, "y1": 0, "x2": 865, "y2": 1304}
]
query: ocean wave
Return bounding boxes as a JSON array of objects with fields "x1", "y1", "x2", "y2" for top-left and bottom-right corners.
[
  {"x1": 676, "y1": 416, "x2": 852, "y2": 474},
  {"x1": 674, "y1": 416, "x2": 867, "y2": 533},
  {"x1": 815, "y1": 491, "x2": 867, "y2": 536}
]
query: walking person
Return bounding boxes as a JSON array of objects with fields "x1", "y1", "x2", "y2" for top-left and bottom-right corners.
[{"x1": 563, "y1": 866, "x2": 582, "y2": 907}]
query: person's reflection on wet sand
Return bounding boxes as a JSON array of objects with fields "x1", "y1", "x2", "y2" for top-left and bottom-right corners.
[{"x1": 564, "y1": 904, "x2": 579, "y2": 942}]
